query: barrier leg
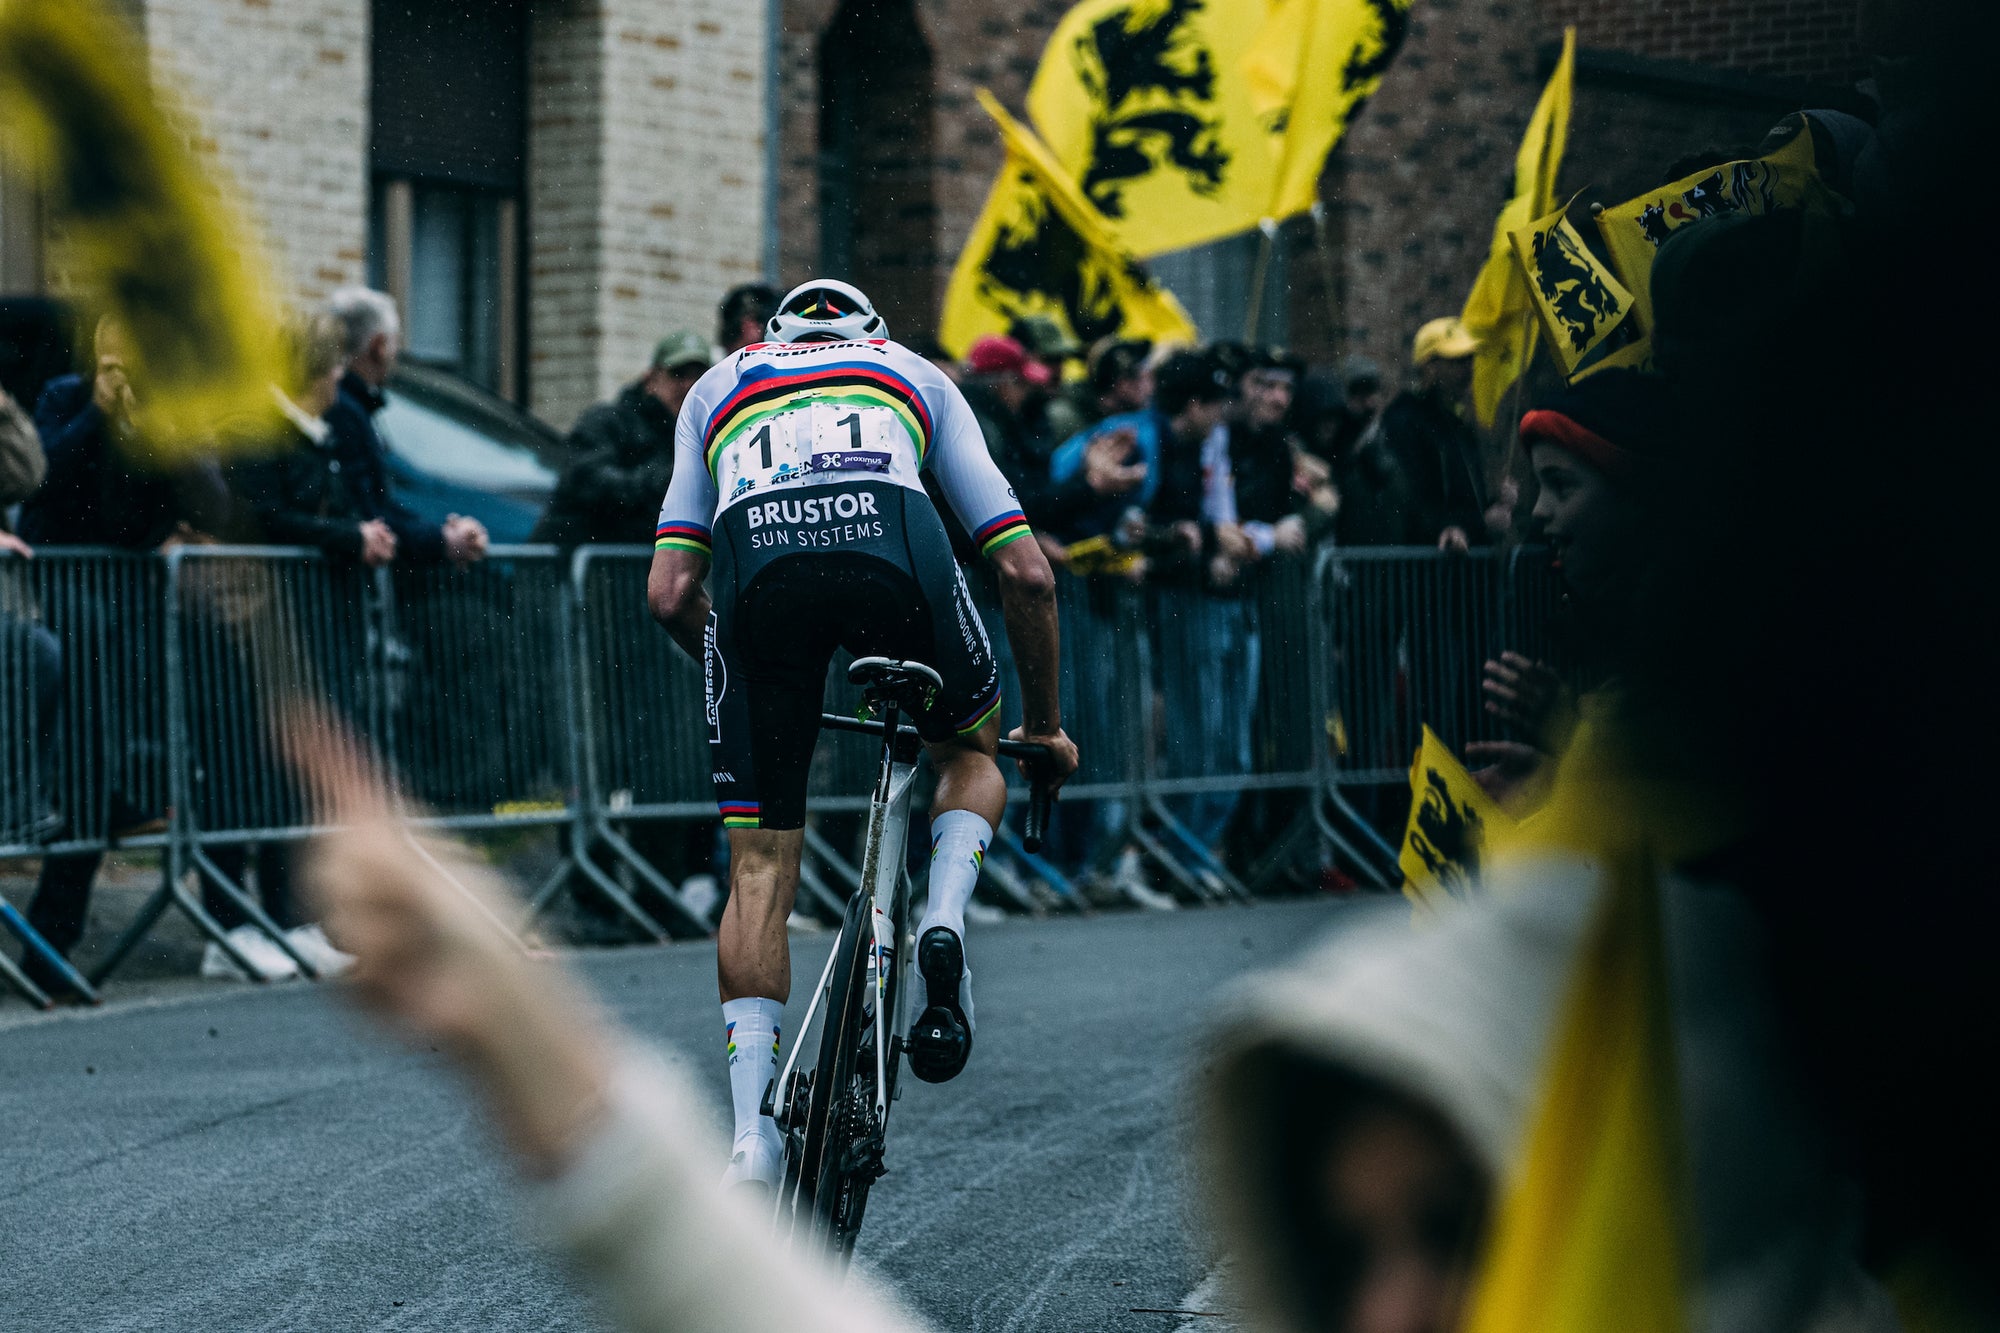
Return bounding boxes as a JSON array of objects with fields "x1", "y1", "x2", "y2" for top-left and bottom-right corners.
[
  {"x1": 990, "y1": 826, "x2": 1081, "y2": 910},
  {"x1": 188, "y1": 846, "x2": 320, "y2": 980},
  {"x1": 801, "y1": 824, "x2": 862, "y2": 898},
  {"x1": 1146, "y1": 794, "x2": 1253, "y2": 903},
  {"x1": 1241, "y1": 805, "x2": 1322, "y2": 896},
  {"x1": 0, "y1": 947, "x2": 53, "y2": 1007},
  {"x1": 0, "y1": 900, "x2": 100, "y2": 1004},
  {"x1": 1316, "y1": 785, "x2": 1401, "y2": 888},
  {"x1": 794, "y1": 857, "x2": 849, "y2": 922},
  {"x1": 594, "y1": 822, "x2": 718, "y2": 937}
]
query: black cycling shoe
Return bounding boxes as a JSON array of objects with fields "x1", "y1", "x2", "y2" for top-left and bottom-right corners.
[{"x1": 907, "y1": 927, "x2": 972, "y2": 1084}]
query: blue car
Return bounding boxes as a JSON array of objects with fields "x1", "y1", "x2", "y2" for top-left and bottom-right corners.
[{"x1": 372, "y1": 362, "x2": 561, "y2": 544}]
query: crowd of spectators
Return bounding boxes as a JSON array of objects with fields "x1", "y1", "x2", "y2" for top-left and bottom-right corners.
[{"x1": 4, "y1": 263, "x2": 1537, "y2": 983}]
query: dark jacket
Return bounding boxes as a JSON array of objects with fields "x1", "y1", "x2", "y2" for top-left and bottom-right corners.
[
  {"x1": 322, "y1": 371, "x2": 447, "y2": 561},
  {"x1": 962, "y1": 380, "x2": 1108, "y2": 545},
  {"x1": 1340, "y1": 389, "x2": 1489, "y2": 547},
  {"x1": 17, "y1": 375, "x2": 228, "y2": 549},
  {"x1": 533, "y1": 382, "x2": 677, "y2": 546},
  {"x1": 1228, "y1": 421, "x2": 1297, "y2": 526},
  {"x1": 225, "y1": 405, "x2": 375, "y2": 558}
]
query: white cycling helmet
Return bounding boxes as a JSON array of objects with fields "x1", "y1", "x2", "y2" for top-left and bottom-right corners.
[{"x1": 766, "y1": 278, "x2": 888, "y2": 344}]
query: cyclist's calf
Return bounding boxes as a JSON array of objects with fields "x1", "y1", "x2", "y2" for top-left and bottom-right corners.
[{"x1": 718, "y1": 827, "x2": 805, "y2": 1003}]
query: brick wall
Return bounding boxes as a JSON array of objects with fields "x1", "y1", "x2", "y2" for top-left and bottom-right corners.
[
  {"x1": 779, "y1": 0, "x2": 1074, "y2": 340},
  {"x1": 1545, "y1": 0, "x2": 1865, "y2": 84},
  {"x1": 142, "y1": 0, "x2": 370, "y2": 311},
  {"x1": 530, "y1": 0, "x2": 769, "y2": 430}
]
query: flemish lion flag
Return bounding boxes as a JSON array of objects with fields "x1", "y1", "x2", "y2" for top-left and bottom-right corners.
[
  {"x1": 1399, "y1": 726, "x2": 1515, "y2": 909},
  {"x1": 1243, "y1": 0, "x2": 1413, "y2": 220},
  {"x1": 1026, "y1": 0, "x2": 1271, "y2": 257},
  {"x1": 1461, "y1": 27, "x2": 1574, "y2": 427},
  {"x1": 940, "y1": 90, "x2": 1195, "y2": 359},
  {"x1": 0, "y1": 0, "x2": 286, "y2": 454},
  {"x1": 1594, "y1": 119, "x2": 1832, "y2": 333},
  {"x1": 1509, "y1": 195, "x2": 1633, "y2": 377}
]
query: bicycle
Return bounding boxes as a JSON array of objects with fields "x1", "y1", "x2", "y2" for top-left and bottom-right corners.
[{"x1": 764, "y1": 656, "x2": 1053, "y2": 1262}]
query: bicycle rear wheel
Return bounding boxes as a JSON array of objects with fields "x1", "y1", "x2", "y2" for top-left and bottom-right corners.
[{"x1": 796, "y1": 888, "x2": 880, "y2": 1260}]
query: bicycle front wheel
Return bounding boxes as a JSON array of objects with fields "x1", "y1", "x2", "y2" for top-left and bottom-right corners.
[{"x1": 796, "y1": 888, "x2": 879, "y2": 1260}]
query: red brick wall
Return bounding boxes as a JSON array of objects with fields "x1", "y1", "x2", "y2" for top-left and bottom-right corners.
[
  {"x1": 781, "y1": 0, "x2": 1864, "y2": 359},
  {"x1": 1544, "y1": 0, "x2": 1866, "y2": 84}
]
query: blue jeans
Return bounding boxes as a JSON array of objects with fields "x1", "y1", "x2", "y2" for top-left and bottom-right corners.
[{"x1": 1153, "y1": 590, "x2": 1260, "y2": 853}]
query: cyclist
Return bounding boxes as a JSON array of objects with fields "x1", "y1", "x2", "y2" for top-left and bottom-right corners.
[{"x1": 647, "y1": 279, "x2": 1080, "y2": 1190}]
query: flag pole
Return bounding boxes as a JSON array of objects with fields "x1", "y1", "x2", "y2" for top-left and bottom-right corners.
[
  {"x1": 1309, "y1": 200, "x2": 1342, "y2": 364},
  {"x1": 1243, "y1": 218, "x2": 1278, "y2": 343}
]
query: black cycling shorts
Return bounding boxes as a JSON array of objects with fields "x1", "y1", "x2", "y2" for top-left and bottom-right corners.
[{"x1": 705, "y1": 480, "x2": 1001, "y2": 831}]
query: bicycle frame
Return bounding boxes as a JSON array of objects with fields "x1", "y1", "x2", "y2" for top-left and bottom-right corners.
[{"x1": 769, "y1": 702, "x2": 921, "y2": 1151}]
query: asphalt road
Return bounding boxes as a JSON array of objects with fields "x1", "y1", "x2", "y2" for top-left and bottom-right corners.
[{"x1": 0, "y1": 898, "x2": 1362, "y2": 1332}]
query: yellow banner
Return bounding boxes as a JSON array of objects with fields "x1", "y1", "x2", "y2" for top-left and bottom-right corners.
[
  {"x1": 1244, "y1": 0, "x2": 1414, "y2": 221},
  {"x1": 940, "y1": 90, "x2": 1196, "y2": 359},
  {"x1": 1462, "y1": 27, "x2": 1574, "y2": 427},
  {"x1": 1594, "y1": 119, "x2": 1830, "y2": 332},
  {"x1": 1461, "y1": 848, "x2": 1687, "y2": 1333},
  {"x1": 1509, "y1": 195, "x2": 1634, "y2": 377},
  {"x1": 1399, "y1": 725, "x2": 1515, "y2": 908},
  {"x1": 0, "y1": 0, "x2": 286, "y2": 455}
]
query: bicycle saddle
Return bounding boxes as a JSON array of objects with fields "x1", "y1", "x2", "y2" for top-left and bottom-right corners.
[{"x1": 847, "y1": 657, "x2": 943, "y2": 711}]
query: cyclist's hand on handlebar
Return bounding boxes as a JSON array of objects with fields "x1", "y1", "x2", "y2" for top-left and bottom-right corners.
[{"x1": 1007, "y1": 726, "x2": 1079, "y2": 789}]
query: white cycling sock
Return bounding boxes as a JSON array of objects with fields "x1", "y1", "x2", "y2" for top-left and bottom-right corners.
[
  {"x1": 919, "y1": 810, "x2": 990, "y2": 1035},
  {"x1": 721, "y1": 996, "x2": 784, "y2": 1184},
  {"x1": 920, "y1": 809, "x2": 992, "y2": 941}
]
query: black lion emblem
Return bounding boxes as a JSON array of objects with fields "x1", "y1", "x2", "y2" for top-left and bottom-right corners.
[{"x1": 1072, "y1": 0, "x2": 1230, "y2": 219}]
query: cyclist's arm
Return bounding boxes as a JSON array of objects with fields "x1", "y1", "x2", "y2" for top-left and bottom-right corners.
[
  {"x1": 646, "y1": 406, "x2": 717, "y2": 662},
  {"x1": 924, "y1": 379, "x2": 1074, "y2": 777}
]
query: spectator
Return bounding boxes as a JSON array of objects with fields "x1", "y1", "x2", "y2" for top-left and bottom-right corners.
[
  {"x1": 1340, "y1": 317, "x2": 1490, "y2": 550},
  {"x1": 1467, "y1": 370, "x2": 1681, "y2": 812},
  {"x1": 323, "y1": 286, "x2": 489, "y2": 568},
  {"x1": 716, "y1": 283, "x2": 779, "y2": 357},
  {"x1": 201, "y1": 312, "x2": 373, "y2": 981},
  {"x1": 2, "y1": 386, "x2": 61, "y2": 849},
  {"x1": 1322, "y1": 354, "x2": 1385, "y2": 468},
  {"x1": 1046, "y1": 337, "x2": 1152, "y2": 442},
  {"x1": 535, "y1": 331, "x2": 714, "y2": 547},
  {"x1": 1048, "y1": 349, "x2": 1230, "y2": 544},
  {"x1": 12, "y1": 318, "x2": 232, "y2": 998},
  {"x1": 1013, "y1": 313, "x2": 1083, "y2": 387}
]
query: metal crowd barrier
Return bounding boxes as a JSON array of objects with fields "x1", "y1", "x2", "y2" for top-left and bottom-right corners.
[{"x1": 3, "y1": 541, "x2": 1567, "y2": 997}]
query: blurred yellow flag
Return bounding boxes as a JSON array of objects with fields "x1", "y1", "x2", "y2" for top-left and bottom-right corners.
[
  {"x1": 940, "y1": 90, "x2": 1196, "y2": 358},
  {"x1": 1593, "y1": 119, "x2": 1832, "y2": 333},
  {"x1": 1508, "y1": 196, "x2": 1633, "y2": 377},
  {"x1": 1399, "y1": 725, "x2": 1514, "y2": 908},
  {"x1": 1462, "y1": 27, "x2": 1574, "y2": 427},
  {"x1": 1244, "y1": 0, "x2": 1413, "y2": 220},
  {"x1": 0, "y1": 0, "x2": 285, "y2": 455},
  {"x1": 1461, "y1": 844, "x2": 1688, "y2": 1333}
]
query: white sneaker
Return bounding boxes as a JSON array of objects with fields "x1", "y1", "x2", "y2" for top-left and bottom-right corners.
[
  {"x1": 285, "y1": 924, "x2": 355, "y2": 977},
  {"x1": 678, "y1": 874, "x2": 720, "y2": 921},
  {"x1": 965, "y1": 899, "x2": 1007, "y2": 926},
  {"x1": 200, "y1": 925, "x2": 301, "y2": 981},
  {"x1": 1110, "y1": 849, "x2": 1178, "y2": 911}
]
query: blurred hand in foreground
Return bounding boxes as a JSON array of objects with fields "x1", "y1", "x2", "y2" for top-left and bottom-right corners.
[{"x1": 285, "y1": 712, "x2": 611, "y2": 1177}]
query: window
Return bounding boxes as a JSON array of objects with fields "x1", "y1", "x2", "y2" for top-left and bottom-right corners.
[{"x1": 368, "y1": 0, "x2": 526, "y2": 399}]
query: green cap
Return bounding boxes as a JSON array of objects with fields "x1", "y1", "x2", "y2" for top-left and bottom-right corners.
[
  {"x1": 651, "y1": 329, "x2": 715, "y2": 371},
  {"x1": 1015, "y1": 314, "x2": 1082, "y2": 359}
]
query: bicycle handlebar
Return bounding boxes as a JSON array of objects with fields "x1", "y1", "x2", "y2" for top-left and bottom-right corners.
[{"x1": 818, "y1": 712, "x2": 1058, "y2": 854}]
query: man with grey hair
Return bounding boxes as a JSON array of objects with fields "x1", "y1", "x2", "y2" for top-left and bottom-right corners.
[{"x1": 323, "y1": 286, "x2": 488, "y2": 565}]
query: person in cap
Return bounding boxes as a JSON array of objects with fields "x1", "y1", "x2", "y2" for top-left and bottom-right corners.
[
  {"x1": 1339, "y1": 316, "x2": 1489, "y2": 550},
  {"x1": 533, "y1": 330, "x2": 715, "y2": 547},
  {"x1": 1013, "y1": 313, "x2": 1083, "y2": 384}
]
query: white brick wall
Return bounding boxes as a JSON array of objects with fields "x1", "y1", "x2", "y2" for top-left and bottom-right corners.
[
  {"x1": 142, "y1": 0, "x2": 370, "y2": 311},
  {"x1": 529, "y1": 0, "x2": 769, "y2": 430}
]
